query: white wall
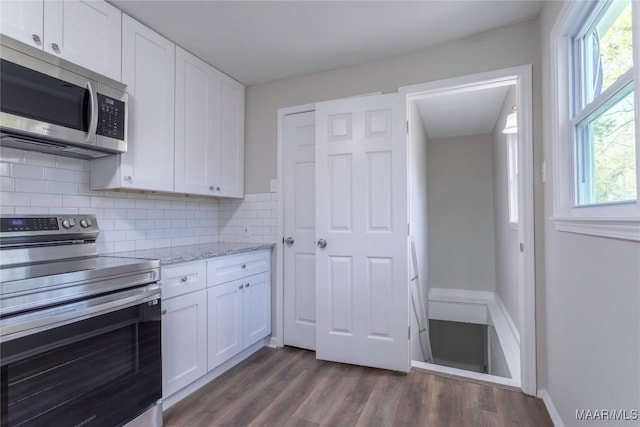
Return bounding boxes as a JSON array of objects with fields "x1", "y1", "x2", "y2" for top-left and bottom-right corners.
[
  {"x1": 409, "y1": 102, "x2": 429, "y2": 361},
  {"x1": 492, "y1": 85, "x2": 521, "y2": 333},
  {"x1": 427, "y1": 134, "x2": 496, "y2": 292},
  {"x1": 540, "y1": 2, "x2": 640, "y2": 425}
]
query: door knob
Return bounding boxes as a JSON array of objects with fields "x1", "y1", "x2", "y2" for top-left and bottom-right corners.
[
  {"x1": 284, "y1": 237, "x2": 294, "y2": 245},
  {"x1": 317, "y1": 238, "x2": 327, "y2": 249}
]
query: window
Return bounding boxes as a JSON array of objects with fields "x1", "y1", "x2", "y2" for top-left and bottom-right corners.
[
  {"x1": 572, "y1": 1, "x2": 635, "y2": 206},
  {"x1": 507, "y1": 134, "x2": 519, "y2": 225},
  {"x1": 551, "y1": 0, "x2": 639, "y2": 241}
]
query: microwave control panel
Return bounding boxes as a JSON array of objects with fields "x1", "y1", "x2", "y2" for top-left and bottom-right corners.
[{"x1": 96, "y1": 93, "x2": 125, "y2": 140}]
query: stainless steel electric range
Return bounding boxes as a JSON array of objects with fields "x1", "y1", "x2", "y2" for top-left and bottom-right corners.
[{"x1": 0, "y1": 214, "x2": 162, "y2": 427}]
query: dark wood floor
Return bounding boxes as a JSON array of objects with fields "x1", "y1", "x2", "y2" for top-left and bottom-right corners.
[{"x1": 164, "y1": 347, "x2": 552, "y2": 427}]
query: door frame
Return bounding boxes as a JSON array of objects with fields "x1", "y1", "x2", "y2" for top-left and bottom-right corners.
[
  {"x1": 399, "y1": 64, "x2": 536, "y2": 395},
  {"x1": 274, "y1": 103, "x2": 316, "y2": 349}
]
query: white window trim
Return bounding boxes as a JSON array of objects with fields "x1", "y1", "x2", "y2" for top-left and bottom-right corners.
[{"x1": 550, "y1": 0, "x2": 640, "y2": 242}]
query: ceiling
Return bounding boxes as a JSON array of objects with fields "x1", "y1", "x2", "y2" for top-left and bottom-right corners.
[
  {"x1": 109, "y1": 1, "x2": 544, "y2": 86},
  {"x1": 414, "y1": 85, "x2": 511, "y2": 140}
]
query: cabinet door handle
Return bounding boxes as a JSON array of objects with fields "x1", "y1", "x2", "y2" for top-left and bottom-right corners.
[
  {"x1": 161, "y1": 309, "x2": 167, "y2": 315},
  {"x1": 245, "y1": 283, "x2": 250, "y2": 288},
  {"x1": 180, "y1": 276, "x2": 188, "y2": 283},
  {"x1": 239, "y1": 284, "x2": 244, "y2": 289},
  {"x1": 51, "y1": 43, "x2": 60, "y2": 53},
  {"x1": 241, "y1": 264, "x2": 246, "y2": 269},
  {"x1": 124, "y1": 176, "x2": 132, "y2": 181},
  {"x1": 32, "y1": 34, "x2": 41, "y2": 44},
  {"x1": 209, "y1": 186, "x2": 214, "y2": 190},
  {"x1": 216, "y1": 186, "x2": 221, "y2": 191}
]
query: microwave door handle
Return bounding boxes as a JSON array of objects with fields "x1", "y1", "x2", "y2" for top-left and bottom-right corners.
[{"x1": 86, "y1": 81, "x2": 98, "y2": 142}]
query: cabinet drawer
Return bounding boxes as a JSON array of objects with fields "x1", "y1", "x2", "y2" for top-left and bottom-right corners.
[
  {"x1": 162, "y1": 261, "x2": 207, "y2": 299},
  {"x1": 207, "y1": 250, "x2": 270, "y2": 286}
]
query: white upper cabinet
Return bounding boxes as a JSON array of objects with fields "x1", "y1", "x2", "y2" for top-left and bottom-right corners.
[
  {"x1": 175, "y1": 47, "x2": 218, "y2": 196},
  {"x1": 91, "y1": 16, "x2": 175, "y2": 192},
  {"x1": 175, "y1": 48, "x2": 245, "y2": 198},
  {"x1": 0, "y1": 1, "x2": 43, "y2": 48},
  {"x1": 216, "y1": 71, "x2": 245, "y2": 198},
  {"x1": 0, "y1": 0, "x2": 122, "y2": 81}
]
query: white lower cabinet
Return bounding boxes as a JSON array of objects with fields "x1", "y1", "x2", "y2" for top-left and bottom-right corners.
[
  {"x1": 162, "y1": 289, "x2": 207, "y2": 397},
  {"x1": 161, "y1": 250, "x2": 271, "y2": 399},
  {"x1": 207, "y1": 271, "x2": 271, "y2": 370}
]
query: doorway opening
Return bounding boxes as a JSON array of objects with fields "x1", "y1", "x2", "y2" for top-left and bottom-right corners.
[{"x1": 402, "y1": 65, "x2": 535, "y2": 393}]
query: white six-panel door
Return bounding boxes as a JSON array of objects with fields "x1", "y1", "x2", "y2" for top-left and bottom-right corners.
[
  {"x1": 315, "y1": 93, "x2": 410, "y2": 372},
  {"x1": 283, "y1": 111, "x2": 317, "y2": 350}
]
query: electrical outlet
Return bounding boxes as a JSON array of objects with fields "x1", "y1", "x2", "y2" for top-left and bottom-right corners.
[{"x1": 241, "y1": 224, "x2": 251, "y2": 238}]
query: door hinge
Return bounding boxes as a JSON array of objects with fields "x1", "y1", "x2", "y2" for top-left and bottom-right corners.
[
  {"x1": 408, "y1": 326, "x2": 411, "y2": 340},
  {"x1": 406, "y1": 120, "x2": 409, "y2": 134}
]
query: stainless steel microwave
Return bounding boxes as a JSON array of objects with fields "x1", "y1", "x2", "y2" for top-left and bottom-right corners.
[{"x1": 0, "y1": 35, "x2": 128, "y2": 159}]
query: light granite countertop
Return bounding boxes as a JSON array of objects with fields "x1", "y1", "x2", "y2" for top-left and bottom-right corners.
[{"x1": 114, "y1": 242, "x2": 274, "y2": 266}]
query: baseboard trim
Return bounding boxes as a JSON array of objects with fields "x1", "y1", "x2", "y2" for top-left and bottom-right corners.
[{"x1": 538, "y1": 389, "x2": 564, "y2": 427}]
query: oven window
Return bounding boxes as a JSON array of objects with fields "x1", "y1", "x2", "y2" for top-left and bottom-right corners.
[
  {"x1": 1, "y1": 300, "x2": 161, "y2": 427},
  {"x1": 0, "y1": 59, "x2": 90, "y2": 132}
]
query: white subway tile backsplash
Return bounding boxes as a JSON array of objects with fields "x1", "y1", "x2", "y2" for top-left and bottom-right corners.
[
  {"x1": 45, "y1": 168, "x2": 76, "y2": 182},
  {"x1": 55, "y1": 156, "x2": 86, "y2": 171},
  {"x1": 24, "y1": 151, "x2": 55, "y2": 167},
  {"x1": 0, "y1": 177, "x2": 14, "y2": 192},
  {"x1": 1, "y1": 148, "x2": 220, "y2": 254},
  {"x1": 15, "y1": 178, "x2": 49, "y2": 193},
  {"x1": 12, "y1": 164, "x2": 45, "y2": 180},
  {"x1": 49, "y1": 181, "x2": 78, "y2": 195},
  {"x1": 0, "y1": 147, "x2": 23, "y2": 163},
  {"x1": 1, "y1": 150, "x2": 278, "y2": 253},
  {"x1": 126, "y1": 209, "x2": 147, "y2": 219},
  {"x1": 30, "y1": 194, "x2": 62, "y2": 207}
]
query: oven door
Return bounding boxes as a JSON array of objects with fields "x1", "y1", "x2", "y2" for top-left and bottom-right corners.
[{"x1": 0, "y1": 289, "x2": 161, "y2": 427}]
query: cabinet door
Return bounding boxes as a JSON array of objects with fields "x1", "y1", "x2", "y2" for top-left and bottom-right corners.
[
  {"x1": 162, "y1": 290, "x2": 207, "y2": 398},
  {"x1": 243, "y1": 272, "x2": 271, "y2": 347},
  {"x1": 215, "y1": 71, "x2": 245, "y2": 198},
  {"x1": 207, "y1": 280, "x2": 243, "y2": 370},
  {"x1": 0, "y1": 0, "x2": 44, "y2": 48},
  {"x1": 120, "y1": 15, "x2": 175, "y2": 191},
  {"x1": 175, "y1": 47, "x2": 218, "y2": 196},
  {"x1": 43, "y1": 0, "x2": 121, "y2": 80}
]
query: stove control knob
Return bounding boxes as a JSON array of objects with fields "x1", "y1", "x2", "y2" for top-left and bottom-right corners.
[
  {"x1": 62, "y1": 219, "x2": 71, "y2": 229},
  {"x1": 80, "y1": 219, "x2": 89, "y2": 228}
]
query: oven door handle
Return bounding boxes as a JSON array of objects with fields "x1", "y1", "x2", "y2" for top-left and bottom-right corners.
[{"x1": 0, "y1": 284, "x2": 160, "y2": 343}]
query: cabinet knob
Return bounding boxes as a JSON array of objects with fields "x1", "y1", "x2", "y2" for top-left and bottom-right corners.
[
  {"x1": 32, "y1": 34, "x2": 41, "y2": 44},
  {"x1": 180, "y1": 276, "x2": 188, "y2": 283},
  {"x1": 124, "y1": 176, "x2": 132, "y2": 181},
  {"x1": 161, "y1": 309, "x2": 167, "y2": 315},
  {"x1": 216, "y1": 186, "x2": 221, "y2": 191},
  {"x1": 239, "y1": 284, "x2": 244, "y2": 289},
  {"x1": 245, "y1": 283, "x2": 250, "y2": 288},
  {"x1": 241, "y1": 264, "x2": 246, "y2": 269},
  {"x1": 51, "y1": 43, "x2": 60, "y2": 53},
  {"x1": 209, "y1": 186, "x2": 214, "y2": 190}
]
